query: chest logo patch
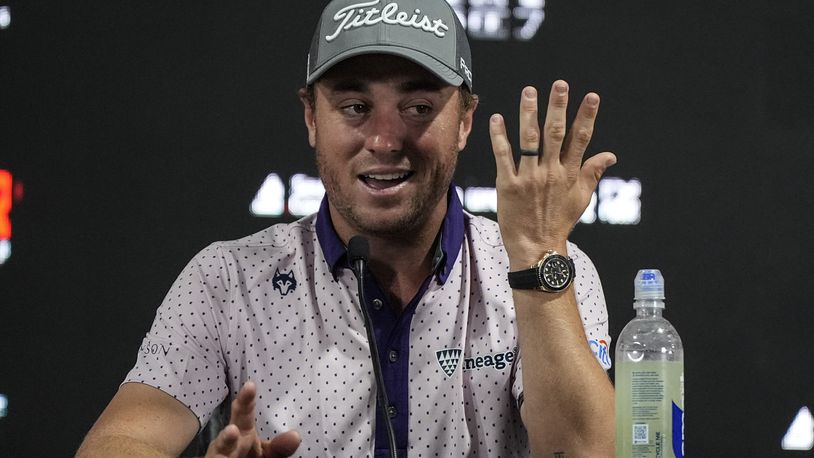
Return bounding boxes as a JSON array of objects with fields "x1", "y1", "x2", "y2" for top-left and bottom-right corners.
[
  {"x1": 436, "y1": 348, "x2": 462, "y2": 378},
  {"x1": 272, "y1": 268, "x2": 297, "y2": 296}
]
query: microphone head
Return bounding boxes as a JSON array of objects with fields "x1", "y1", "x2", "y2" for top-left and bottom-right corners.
[{"x1": 347, "y1": 235, "x2": 370, "y2": 263}]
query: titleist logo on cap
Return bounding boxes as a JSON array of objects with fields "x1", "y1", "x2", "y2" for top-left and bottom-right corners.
[{"x1": 326, "y1": 0, "x2": 450, "y2": 42}]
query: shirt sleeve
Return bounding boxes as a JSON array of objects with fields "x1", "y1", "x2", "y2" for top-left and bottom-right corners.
[
  {"x1": 123, "y1": 243, "x2": 231, "y2": 427},
  {"x1": 570, "y1": 242, "x2": 613, "y2": 371},
  {"x1": 511, "y1": 241, "x2": 612, "y2": 406}
]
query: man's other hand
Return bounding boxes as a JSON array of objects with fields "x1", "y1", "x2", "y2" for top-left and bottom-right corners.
[{"x1": 205, "y1": 381, "x2": 301, "y2": 458}]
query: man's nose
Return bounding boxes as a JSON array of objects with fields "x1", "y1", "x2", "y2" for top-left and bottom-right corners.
[{"x1": 364, "y1": 109, "x2": 405, "y2": 154}]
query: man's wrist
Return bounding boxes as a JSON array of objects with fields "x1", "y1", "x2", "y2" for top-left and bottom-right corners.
[{"x1": 507, "y1": 242, "x2": 568, "y2": 270}]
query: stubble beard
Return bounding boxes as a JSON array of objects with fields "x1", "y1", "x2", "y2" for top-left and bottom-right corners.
[{"x1": 316, "y1": 148, "x2": 458, "y2": 240}]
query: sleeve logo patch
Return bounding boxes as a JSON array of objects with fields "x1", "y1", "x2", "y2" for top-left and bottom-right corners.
[{"x1": 589, "y1": 339, "x2": 612, "y2": 369}]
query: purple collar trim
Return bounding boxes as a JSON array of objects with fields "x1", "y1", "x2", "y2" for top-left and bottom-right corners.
[{"x1": 315, "y1": 186, "x2": 464, "y2": 284}]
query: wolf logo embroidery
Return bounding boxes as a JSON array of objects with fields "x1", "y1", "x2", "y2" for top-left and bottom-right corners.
[
  {"x1": 436, "y1": 348, "x2": 462, "y2": 378},
  {"x1": 272, "y1": 268, "x2": 297, "y2": 296}
]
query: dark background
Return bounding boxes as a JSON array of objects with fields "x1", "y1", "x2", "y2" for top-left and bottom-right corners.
[{"x1": 2, "y1": 1, "x2": 813, "y2": 456}]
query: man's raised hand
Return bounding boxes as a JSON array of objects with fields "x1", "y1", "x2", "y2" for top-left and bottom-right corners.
[{"x1": 489, "y1": 81, "x2": 617, "y2": 265}]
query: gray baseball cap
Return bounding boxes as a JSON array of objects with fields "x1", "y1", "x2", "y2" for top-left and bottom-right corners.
[{"x1": 306, "y1": 0, "x2": 473, "y2": 89}]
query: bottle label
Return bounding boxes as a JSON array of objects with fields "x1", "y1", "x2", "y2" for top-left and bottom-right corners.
[
  {"x1": 616, "y1": 361, "x2": 684, "y2": 457},
  {"x1": 672, "y1": 400, "x2": 684, "y2": 458}
]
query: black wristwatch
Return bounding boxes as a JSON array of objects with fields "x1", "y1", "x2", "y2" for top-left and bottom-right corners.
[{"x1": 507, "y1": 250, "x2": 575, "y2": 292}]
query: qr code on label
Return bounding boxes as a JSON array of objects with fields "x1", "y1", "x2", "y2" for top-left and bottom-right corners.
[{"x1": 633, "y1": 423, "x2": 649, "y2": 445}]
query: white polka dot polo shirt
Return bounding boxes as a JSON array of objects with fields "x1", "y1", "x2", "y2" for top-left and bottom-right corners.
[{"x1": 124, "y1": 187, "x2": 612, "y2": 457}]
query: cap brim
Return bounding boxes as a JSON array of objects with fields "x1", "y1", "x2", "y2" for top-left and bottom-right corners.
[{"x1": 307, "y1": 45, "x2": 464, "y2": 87}]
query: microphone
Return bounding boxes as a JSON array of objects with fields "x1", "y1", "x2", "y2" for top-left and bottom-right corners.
[
  {"x1": 347, "y1": 235, "x2": 397, "y2": 458},
  {"x1": 348, "y1": 235, "x2": 370, "y2": 276}
]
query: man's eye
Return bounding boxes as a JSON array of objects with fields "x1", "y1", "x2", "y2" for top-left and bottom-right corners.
[
  {"x1": 342, "y1": 104, "x2": 368, "y2": 115},
  {"x1": 408, "y1": 104, "x2": 432, "y2": 115}
]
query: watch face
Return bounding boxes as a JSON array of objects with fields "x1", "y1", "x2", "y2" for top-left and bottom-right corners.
[{"x1": 541, "y1": 255, "x2": 572, "y2": 290}]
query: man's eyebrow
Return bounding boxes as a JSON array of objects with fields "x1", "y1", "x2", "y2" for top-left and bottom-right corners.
[{"x1": 325, "y1": 79, "x2": 367, "y2": 93}]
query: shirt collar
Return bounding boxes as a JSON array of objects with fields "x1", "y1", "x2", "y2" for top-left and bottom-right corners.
[{"x1": 315, "y1": 186, "x2": 465, "y2": 285}]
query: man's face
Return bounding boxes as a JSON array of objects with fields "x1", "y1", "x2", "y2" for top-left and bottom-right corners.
[{"x1": 302, "y1": 54, "x2": 476, "y2": 239}]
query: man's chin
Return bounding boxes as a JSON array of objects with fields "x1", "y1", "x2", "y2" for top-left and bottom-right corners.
[{"x1": 349, "y1": 209, "x2": 425, "y2": 238}]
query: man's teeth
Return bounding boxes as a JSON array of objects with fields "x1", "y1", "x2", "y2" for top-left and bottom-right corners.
[{"x1": 364, "y1": 172, "x2": 409, "y2": 181}]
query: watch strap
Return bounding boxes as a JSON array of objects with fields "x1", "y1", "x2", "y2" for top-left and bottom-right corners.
[{"x1": 507, "y1": 260, "x2": 544, "y2": 290}]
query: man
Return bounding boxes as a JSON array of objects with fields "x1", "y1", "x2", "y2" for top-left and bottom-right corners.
[{"x1": 77, "y1": 0, "x2": 616, "y2": 456}]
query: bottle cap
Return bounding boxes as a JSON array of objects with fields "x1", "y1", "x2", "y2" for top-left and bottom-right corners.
[{"x1": 634, "y1": 269, "x2": 665, "y2": 301}]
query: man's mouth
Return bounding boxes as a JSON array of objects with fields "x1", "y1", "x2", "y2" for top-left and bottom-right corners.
[{"x1": 360, "y1": 171, "x2": 414, "y2": 190}]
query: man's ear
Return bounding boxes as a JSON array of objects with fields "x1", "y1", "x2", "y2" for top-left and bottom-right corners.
[
  {"x1": 457, "y1": 95, "x2": 479, "y2": 152},
  {"x1": 298, "y1": 87, "x2": 317, "y2": 148}
]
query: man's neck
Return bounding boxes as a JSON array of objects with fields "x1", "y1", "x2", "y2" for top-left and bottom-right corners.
[
  {"x1": 332, "y1": 204, "x2": 447, "y2": 312},
  {"x1": 365, "y1": 230, "x2": 438, "y2": 311}
]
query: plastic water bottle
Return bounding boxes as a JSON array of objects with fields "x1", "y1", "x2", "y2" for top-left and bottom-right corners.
[{"x1": 615, "y1": 269, "x2": 684, "y2": 457}]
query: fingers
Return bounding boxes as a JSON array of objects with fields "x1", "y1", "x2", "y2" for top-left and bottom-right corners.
[
  {"x1": 231, "y1": 381, "x2": 258, "y2": 433},
  {"x1": 518, "y1": 86, "x2": 541, "y2": 168},
  {"x1": 206, "y1": 424, "x2": 240, "y2": 457},
  {"x1": 489, "y1": 114, "x2": 517, "y2": 179},
  {"x1": 581, "y1": 151, "x2": 618, "y2": 189},
  {"x1": 542, "y1": 80, "x2": 569, "y2": 167},
  {"x1": 204, "y1": 382, "x2": 262, "y2": 458},
  {"x1": 561, "y1": 92, "x2": 601, "y2": 169},
  {"x1": 491, "y1": 81, "x2": 606, "y2": 180},
  {"x1": 262, "y1": 430, "x2": 302, "y2": 458},
  {"x1": 489, "y1": 86, "x2": 545, "y2": 179},
  {"x1": 207, "y1": 381, "x2": 298, "y2": 458}
]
